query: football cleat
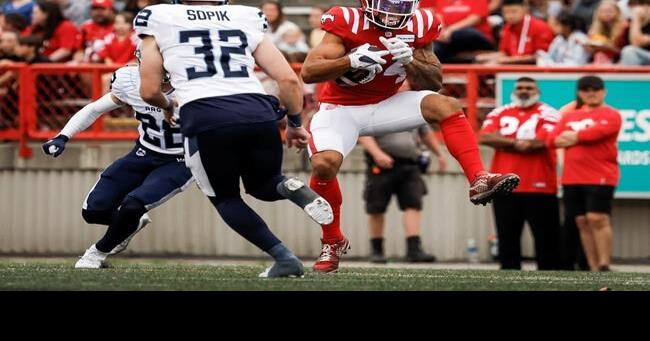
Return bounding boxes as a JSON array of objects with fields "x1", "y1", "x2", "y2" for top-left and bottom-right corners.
[
  {"x1": 75, "y1": 244, "x2": 109, "y2": 269},
  {"x1": 469, "y1": 172, "x2": 520, "y2": 206},
  {"x1": 277, "y1": 177, "x2": 334, "y2": 225},
  {"x1": 258, "y1": 258, "x2": 305, "y2": 278},
  {"x1": 109, "y1": 213, "x2": 152, "y2": 255},
  {"x1": 313, "y1": 237, "x2": 350, "y2": 273}
]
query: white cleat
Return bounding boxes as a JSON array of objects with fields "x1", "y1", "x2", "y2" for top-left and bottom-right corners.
[
  {"x1": 109, "y1": 213, "x2": 152, "y2": 255},
  {"x1": 304, "y1": 198, "x2": 334, "y2": 225},
  {"x1": 75, "y1": 244, "x2": 109, "y2": 269}
]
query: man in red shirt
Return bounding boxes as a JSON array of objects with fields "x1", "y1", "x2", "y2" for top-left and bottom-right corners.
[
  {"x1": 475, "y1": 0, "x2": 555, "y2": 64},
  {"x1": 480, "y1": 77, "x2": 561, "y2": 270},
  {"x1": 420, "y1": 0, "x2": 495, "y2": 63},
  {"x1": 77, "y1": 0, "x2": 115, "y2": 63},
  {"x1": 547, "y1": 75, "x2": 621, "y2": 272}
]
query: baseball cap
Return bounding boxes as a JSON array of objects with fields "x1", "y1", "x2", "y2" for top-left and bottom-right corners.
[
  {"x1": 577, "y1": 75, "x2": 605, "y2": 91},
  {"x1": 91, "y1": 0, "x2": 114, "y2": 9}
]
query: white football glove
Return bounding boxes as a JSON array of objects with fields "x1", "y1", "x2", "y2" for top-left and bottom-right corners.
[
  {"x1": 348, "y1": 43, "x2": 390, "y2": 71},
  {"x1": 379, "y1": 36, "x2": 414, "y2": 65}
]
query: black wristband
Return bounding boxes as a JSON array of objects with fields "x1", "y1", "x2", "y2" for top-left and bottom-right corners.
[
  {"x1": 287, "y1": 114, "x2": 302, "y2": 128},
  {"x1": 56, "y1": 134, "x2": 69, "y2": 143}
]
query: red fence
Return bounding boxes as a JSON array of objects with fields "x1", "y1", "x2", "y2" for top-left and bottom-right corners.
[{"x1": 1, "y1": 63, "x2": 649, "y2": 158}]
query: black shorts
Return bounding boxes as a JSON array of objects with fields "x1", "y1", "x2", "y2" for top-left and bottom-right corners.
[
  {"x1": 363, "y1": 164, "x2": 427, "y2": 214},
  {"x1": 563, "y1": 185, "x2": 615, "y2": 216}
]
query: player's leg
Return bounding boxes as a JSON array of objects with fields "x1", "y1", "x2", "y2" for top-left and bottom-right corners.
[
  {"x1": 76, "y1": 147, "x2": 151, "y2": 268},
  {"x1": 420, "y1": 93, "x2": 519, "y2": 204},
  {"x1": 396, "y1": 167, "x2": 435, "y2": 263},
  {"x1": 524, "y1": 194, "x2": 562, "y2": 270},
  {"x1": 364, "y1": 170, "x2": 393, "y2": 264},
  {"x1": 187, "y1": 124, "x2": 302, "y2": 278},
  {"x1": 584, "y1": 186, "x2": 615, "y2": 271},
  {"x1": 492, "y1": 194, "x2": 526, "y2": 270},
  {"x1": 307, "y1": 104, "x2": 364, "y2": 273},
  {"x1": 100, "y1": 157, "x2": 194, "y2": 256},
  {"x1": 240, "y1": 123, "x2": 333, "y2": 225}
]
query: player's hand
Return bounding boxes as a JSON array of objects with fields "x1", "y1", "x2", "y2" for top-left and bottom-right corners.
[
  {"x1": 437, "y1": 155, "x2": 448, "y2": 172},
  {"x1": 348, "y1": 43, "x2": 390, "y2": 71},
  {"x1": 164, "y1": 99, "x2": 178, "y2": 126},
  {"x1": 513, "y1": 139, "x2": 533, "y2": 153},
  {"x1": 286, "y1": 126, "x2": 311, "y2": 150},
  {"x1": 42, "y1": 134, "x2": 69, "y2": 158},
  {"x1": 379, "y1": 37, "x2": 414, "y2": 65},
  {"x1": 373, "y1": 151, "x2": 394, "y2": 169}
]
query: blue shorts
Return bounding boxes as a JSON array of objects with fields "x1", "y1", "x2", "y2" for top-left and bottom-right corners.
[{"x1": 83, "y1": 143, "x2": 194, "y2": 212}]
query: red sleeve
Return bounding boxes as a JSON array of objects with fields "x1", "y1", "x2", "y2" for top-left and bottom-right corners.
[
  {"x1": 320, "y1": 7, "x2": 351, "y2": 39},
  {"x1": 577, "y1": 109, "x2": 622, "y2": 143},
  {"x1": 417, "y1": 8, "x2": 442, "y2": 46},
  {"x1": 471, "y1": 0, "x2": 489, "y2": 18},
  {"x1": 54, "y1": 21, "x2": 82, "y2": 50},
  {"x1": 499, "y1": 26, "x2": 511, "y2": 54},
  {"x1": 546, "y1": 113, "x2": 568, "y2": 148},
  {"x1": 480, "y1": 107, "x2": 502, "y2": 134},
  {"x1": 533, "y1": 20, "x2": 555, "y2": 52}
]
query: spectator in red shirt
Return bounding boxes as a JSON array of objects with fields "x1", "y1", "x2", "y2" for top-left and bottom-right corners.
[
  {"x1": 76, "y1": 0, "x2": 116, "y2": 63},
  {"x1": 420, "y1": 0, "x2": 495, "y2": 63},
  {"x1": 547, "y1": 75, "x2": 621, "y2": 272},
  {"x1": 98, "y1": 11, "x2": 137, "y2": 65},
  {"x1": 23, "y1": 1, "x2": 81, "y2": 62},
  {"x1": 475, "y1": 0, "x2": 555, "y2": 64},
  {"x1": 479, "y1": 77, "x2": 562, "y2": 270}
]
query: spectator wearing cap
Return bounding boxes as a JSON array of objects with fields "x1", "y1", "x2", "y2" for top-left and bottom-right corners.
[
  {"x1": 547, "y1": 76, "x2": 621, "y2": 272},
  {"x1": 75, "y1": 0, "x2": 115, "y2": 63},
  {"x1": 23, "y1": 0, "x2": 81, "y2": 62},
  {"x1": 537, "y1": 10, "x2": 591, "y2": 66},
  {"x1": 1, "y1": 0, "x2": 34, "y2": 24},
  {"x1": 420, "y1": 0, "x2": 496, "y2": 63},
  {"x1": 479, "y1": 77, "x2": 562, "y2": 270},
  {"x1": 475, "y1": 0, "x2": 555, "y2": 64},
  {"x1": 619, "y1": 0, "x2": 650, "y2": 65}
]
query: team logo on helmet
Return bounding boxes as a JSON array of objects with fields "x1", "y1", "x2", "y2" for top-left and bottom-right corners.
[{"x1": 361, "y1": 0, "x2": 418, "y2": 30}]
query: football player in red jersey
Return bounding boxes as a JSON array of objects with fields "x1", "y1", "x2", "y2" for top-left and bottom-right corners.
[{"x1": 301, "y1": 0, "x2": 521, "y2": 273}]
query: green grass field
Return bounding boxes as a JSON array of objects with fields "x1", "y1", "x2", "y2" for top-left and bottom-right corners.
[{"x1": 2, "y1": 258, "x2": 650, "y2": 291}]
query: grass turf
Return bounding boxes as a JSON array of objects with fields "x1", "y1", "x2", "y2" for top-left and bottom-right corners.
[{"x1": 2, "y1": 259, "x2": 650, "y2": 291}]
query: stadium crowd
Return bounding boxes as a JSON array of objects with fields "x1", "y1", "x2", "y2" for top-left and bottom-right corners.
[{"x1": 0, "y1": 0, "x2": 649, "y2": 66}]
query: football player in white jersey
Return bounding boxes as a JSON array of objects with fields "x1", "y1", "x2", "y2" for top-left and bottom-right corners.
[
  {"x1": 42, "y1": 52, "x2": 194, "y2": 269},
  {"x1": 135, "y1": 0, "x2": 333, "y2": 278}
]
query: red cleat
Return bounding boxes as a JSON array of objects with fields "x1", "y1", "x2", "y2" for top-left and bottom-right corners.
[
  {"x1": 313, "y1": 237, "x2": 350, "y2": 273},
  {"x1": 469, "y1": 172, "x2": 520, "y2": 206}
]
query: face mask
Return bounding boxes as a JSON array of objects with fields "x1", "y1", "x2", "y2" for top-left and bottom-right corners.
[{"x1": 511, "y1": 92, "x2": 540, "y2": 108}]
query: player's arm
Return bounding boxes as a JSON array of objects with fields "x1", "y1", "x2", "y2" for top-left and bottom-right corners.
[
  {"x1": 404, "y1": 42, "x2": 443, "y2": 92},
  {"x1": 138, "y1": 36, "x2": 175, "y2": 116},
  {"x1": 300, "y1": 32, "x2": 351, "y2": 84},
  {"x1": 479, "y1": 132, "x2": 516, "y2": 150},
  {"x1": 42, "y1": 93, "x2": 124, "y2": 157},
  {"x1": 358, "y1": 136, "x2": 394, "y2": 169},
  {"x1": 253, "y1": 36, "x2": 310, "y2": 149},
  {"x1": 419, "y1": 128, "x2": 448, "y2": 172}
]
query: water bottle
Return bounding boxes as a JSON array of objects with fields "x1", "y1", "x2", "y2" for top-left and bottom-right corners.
[
  {"x1": 467, "y1": 238, "x2": 479, "y2": 264},
  {"x1": 488, "y1": 234, "x2": 499, "y2": 261}
]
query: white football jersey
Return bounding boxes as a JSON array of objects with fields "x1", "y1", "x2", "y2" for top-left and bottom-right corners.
[
  {"x1": 133, "y1": 4, "x2": 268, "y2": 108},
  {"x1": 110, "y1": 65, "x2": 184, "y2": 155}
]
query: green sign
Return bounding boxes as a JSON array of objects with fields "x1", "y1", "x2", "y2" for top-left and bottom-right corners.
[{"x1": 496, "y1": 73, "x2": 650, "y2": 199}]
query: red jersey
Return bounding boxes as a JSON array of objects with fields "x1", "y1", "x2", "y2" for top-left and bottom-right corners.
[
  {"x1": 97, "y1": 32, "x2": 138, "y2": 64},
  {"x1": 547, "y1": 105, "x2": 622, "y2": 186},
  {"x1": 421, "y1": 0, "x2": 492, "y2": 41},
  {"x1": 80, "y1": 20, "x2": 115, "y2": 62},
  {"x1": 318, "y1": 6, "x2": 442, "y2": 105},
  {"x1": 24, "y1": 21, "x2": 81, "y2": 59},
  {"x1": 481, "y1": 102, "x2": 561, "y2": 194},
  {"x1": 499, "y1": 15, "x2": 554, "y2": 56}
]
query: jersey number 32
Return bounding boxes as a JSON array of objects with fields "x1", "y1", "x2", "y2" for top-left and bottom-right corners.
[{"x1": 179, "y1": 30, "x2": 249, "y2": 80}]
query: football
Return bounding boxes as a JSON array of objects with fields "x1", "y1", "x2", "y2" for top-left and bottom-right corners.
[{"x1": 335, "y1": 45, "x2": 382, "y2": 86}]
